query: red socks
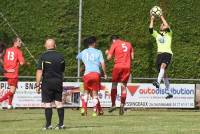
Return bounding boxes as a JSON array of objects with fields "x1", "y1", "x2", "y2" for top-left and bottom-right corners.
[
  {"x1": 0, "y1": 91, "x2": 13, "y2": 103},
  {"x1": 93, "y1": 96, "x2": 103, "y2": 113},
  {"x1": 8, "y1": 94, "x2": 14, "y2": 105},
  {"x1": 111, "y1": 88, "x2": 117, "y2": 106},
  {"x1": 81, "y1": 94, "x2": 88, "y2": 112},
  {"x1": 121, "y1": 86, "x2": 127, "y2": 104},
  {"x1": 96, "y1": 98, "x2": 102, "y2": 112}
]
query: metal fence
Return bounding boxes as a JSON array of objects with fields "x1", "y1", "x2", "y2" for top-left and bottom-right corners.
[{"x1": 0, "y1": 76, "x2": 199, "y2": 83}]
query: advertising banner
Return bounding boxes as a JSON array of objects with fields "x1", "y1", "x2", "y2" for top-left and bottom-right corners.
[
  {"x1": 81, "y1": 83, "x2": 195, "y2": 108},
  {"x1": 0, "y1": 82, "x2": 195, "y2": 108}
]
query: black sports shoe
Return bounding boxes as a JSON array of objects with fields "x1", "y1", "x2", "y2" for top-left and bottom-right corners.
[
  {"x1": 108, "y1": 106, "x2": 117, "y2": 113},
  {"x1": 42, "y1": 125, "x2": 53, "y2": 130},
  {"x1": 119, "y1": 104, "x2": 125, "y2": 116},
  {"x1": 152, "y1": 81, "x2": 160, "y2": 88},
  {"x1": 55, "y1": 124, "x2": 65, "y2": 130},
  {"x1": 166, "y1": 93, "x2": 173, "y2": 99}
]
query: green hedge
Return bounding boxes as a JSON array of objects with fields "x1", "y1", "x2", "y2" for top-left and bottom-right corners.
[{"x1": 0, "y1": 0, "x2": 200, "y2": 78}]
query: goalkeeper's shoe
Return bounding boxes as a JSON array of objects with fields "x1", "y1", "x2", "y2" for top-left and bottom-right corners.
[
  {"x1": 80, "y1": 108, "x2": 87, "y2": 116},
  {"x1": 108, "y1": 105, "x2": 117, "y2": 113},
  {"x1": 152, "y1": 81, "x2": 160, "y2": 89},
  {"x1": 42, "y1": 125, "x2": 53, "y2": 130},
  {"x1": 166, "y1": 93, "x2": 173, "y2": 99},
  {"x1": 119, "y1": 104, "x2": 125, "y2": 115}
]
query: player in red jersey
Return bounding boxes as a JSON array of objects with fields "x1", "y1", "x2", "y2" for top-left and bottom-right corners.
[
  {"x1": 0, "y1": 37, "x2": 25, "y2": 109},
  {"x1": 105, "y1": 35, "x2": 134, "y2": 115}
]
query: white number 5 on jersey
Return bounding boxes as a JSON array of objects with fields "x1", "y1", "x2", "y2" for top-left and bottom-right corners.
[{"x1": 121, "y1": 43, "x2": 128, "y2": 52}]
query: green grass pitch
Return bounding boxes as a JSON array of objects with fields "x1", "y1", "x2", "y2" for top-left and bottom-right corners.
[{"x1": 0, "y1": 109, "x2": 199, "y2": 134}]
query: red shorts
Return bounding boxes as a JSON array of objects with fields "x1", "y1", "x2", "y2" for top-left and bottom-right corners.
[
  {"x1": 83, "y1": 72, "x2": 100, "y2": 91},
  {"x1": 7, "y1": 78, "x2": 18, "y2": 87},
  {"x1": 112, "y1": 67, "x2": 131, "y2": 83}
]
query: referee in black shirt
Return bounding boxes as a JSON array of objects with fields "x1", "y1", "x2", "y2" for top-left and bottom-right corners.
[{"x1": 36, "y1": 39, "x2": 65, "y2": 130}]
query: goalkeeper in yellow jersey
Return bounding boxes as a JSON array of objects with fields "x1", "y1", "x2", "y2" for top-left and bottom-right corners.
[{"x1": 149, "y1": 14, "x2": 173, "y2": 99}]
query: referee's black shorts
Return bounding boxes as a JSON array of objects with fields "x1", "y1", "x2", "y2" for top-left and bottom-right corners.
[
  {"x1": 156, "y1": 52, "x2": 172, "y2": 71},
  {"x1": 41, "y1": 79, "x2": 63, "y2": 103}
]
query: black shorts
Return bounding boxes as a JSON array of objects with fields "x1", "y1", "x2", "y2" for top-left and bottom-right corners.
[
  {"x1": 41, "y1": 79, "x2": 63, "y2": 103},
  {"x1": 156, "y1": 53, "x2": 172, "y2": 71}
]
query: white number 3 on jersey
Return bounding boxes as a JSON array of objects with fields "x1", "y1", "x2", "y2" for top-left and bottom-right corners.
[{"x1": 121, "y1": 43, "x2": 128, "y2": 52}]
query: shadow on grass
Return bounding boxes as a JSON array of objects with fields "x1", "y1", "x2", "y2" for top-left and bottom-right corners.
[
  {"x1": 103, "y1": 112, "x2": 145, "y2": 116},
  {"x1": 66, "y1": 125, "x2": 103, "y2": 129},
  {"x1": 0, "y1": 118, "x2": 41, "y2": 123}
]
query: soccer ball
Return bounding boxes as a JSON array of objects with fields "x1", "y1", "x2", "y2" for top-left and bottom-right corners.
[{"x1": 150, "y1": 6, "x2": 162, "y2": 17}]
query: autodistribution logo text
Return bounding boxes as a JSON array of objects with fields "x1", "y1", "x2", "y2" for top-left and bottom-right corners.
[{"x1": 139, "y1": 87, "x2": 194, "y2": 95}]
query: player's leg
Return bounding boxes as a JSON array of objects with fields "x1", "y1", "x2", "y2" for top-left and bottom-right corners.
[
  {"x1": 53, "y1": 81, "x2": 65, "y2": 130},
  {"x1": 119, "y1": 68, "x2": 130, "y2": 115},
  {"x1": 81, "y1": 74, "x2": 91, "y2": 115},
  {"x1": 111, "y1": 67, "x2": 119, "y2": 106},
  {"x1": 120, "y1": 82, "x2": 127, "y2": 105},
  {"x1": 43, "y1": 102, "x2": 53, "y2": 130},
  {"x1": 7, "y1": 78, "x2": 18, "y2": 108},
  {"x1": 158, "y1": 63, "x2": 166, "y2": 84},
  {"x1": 96, "y1": 90, "x2": 103, "y2": 115},
  {"x1": 0, "y1": 88, "x2": 13, "y2": 103},
  {"x1": 91, "y1": 90, "x2": 100, "y2": 117},
  {"x1": 108, "y1": 82, "x2": 118, "y2": 112},
  {"x1": 163, "y1": 72, "x2": 173, "y2": 99},
  {"x1": 111, "y1": 82, "x2": 118, "y2": 107},
  {"x1": 119, "y1": 82, "x2": 127, "y2": 115},
  {"x1": 41, "y1": 84, "x2": 53, "y2": 130},
  {"x1": 153, "y1": 63, "x2": 166, "y2": 88},
  {"x1": 109, "y1": 67, "x2": 119, "y2": 112},
  {"x1": 163, "y1": 72, "x2": 170, "y2": 90},
  {"x1": 154, "y1": 53, "x2": 172, "y2": 89},
  {"x1": 7, "y1": 85, "x2": 16, "y2": 109},
  {"x1": 55, "y1": 100, "x2": 65, "y2": 129},
  {"x1": 80, "y1": 90, "x2": 89, "y2": 116},
  {"x1": 0, "y1": 78, "x2": 17, "y2": 109},
  {"x1": 90, "y1": 73, "x2": 102, "y2": 116}
]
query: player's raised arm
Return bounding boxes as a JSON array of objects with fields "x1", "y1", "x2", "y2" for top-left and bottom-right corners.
[
  {"x1": 149, "y1": 16, "x2": 159, "y2": 38},
  {"x1": 160, "y1": 15, "x2": 170, "y2": 28},
  {"x1": 149, "y1": 15, "x2": 155, "y2": 29},
  {"x1": 149, "y1": 15, "x2": 155, "y2": 35}
]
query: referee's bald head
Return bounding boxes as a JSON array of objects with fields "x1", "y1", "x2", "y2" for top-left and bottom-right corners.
[{"x1": 45, "y1": 39, "x2": 56, "y2": 49}]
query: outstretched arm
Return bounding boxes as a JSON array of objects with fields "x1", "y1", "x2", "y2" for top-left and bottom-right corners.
[
  {"x1": 149, "y1": 15, "x2": 155, "y2": 29},
  {"x1": 160, "y1": 15, "x2": 170, "y2": 28},
  {"x1": 149, "y1": 16, "x2": 155, "y2": 34}
]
